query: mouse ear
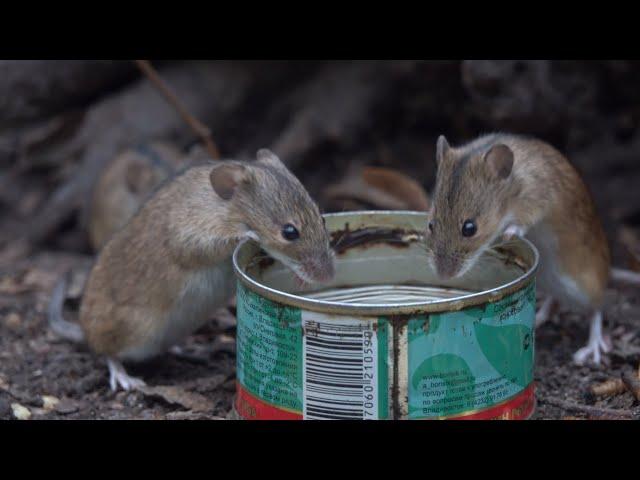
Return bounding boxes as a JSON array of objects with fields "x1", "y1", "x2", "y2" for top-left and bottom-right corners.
[
  {"x1": 256, "y1": 148, "x2": 287, "y2": 170},
  {"x1": 483, "y1": 144, "x2": 514, "y2": 179},
  {"x1": 209, "y1": 163, "x2": 249, "y2": 200},
  {"x1": 436, "y1": 135, "x2": 450, "y2": 166}
]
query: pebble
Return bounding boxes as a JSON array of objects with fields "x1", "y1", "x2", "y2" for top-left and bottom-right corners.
[
  {"x1": 42, "y1": 395, "x2": 60, "y2": 411},
  {"x1": 11, "y1": 403, "x2": 31, "y2": 420}
]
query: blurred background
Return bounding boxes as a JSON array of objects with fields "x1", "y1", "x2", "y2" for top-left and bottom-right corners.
[
  {"x1": 1, "y1": 60, "x2": 639, "y2": 420},
  {"x1": 1, "y1": 60, "x2": 639, "y2": 265}
]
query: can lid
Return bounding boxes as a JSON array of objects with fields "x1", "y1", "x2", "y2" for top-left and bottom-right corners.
[{"x1": 233, "y1": 211, "x2": 539, "y2": 316}]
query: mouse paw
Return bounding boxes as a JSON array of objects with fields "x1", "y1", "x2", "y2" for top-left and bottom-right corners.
[
  {"x1": 107, "y1": 358, "x2": 146, "y2": 392},
  {"x1": 573, "y1": 336, "x2": 611, "y2": 366},
  {"x1": 502, "y1": 224, "x2": 526, "y2": 242},
  {"x1": 573, "y1": 311, "x2": 611, "y2": 366}
]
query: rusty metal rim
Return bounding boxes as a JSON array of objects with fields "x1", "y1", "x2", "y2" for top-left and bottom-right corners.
[{"x1": 232, "y1": 211, "x2": 539, "y2": 316}]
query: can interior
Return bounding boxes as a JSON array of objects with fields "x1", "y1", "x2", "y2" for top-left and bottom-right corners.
[{"x1": 233, "y1": 211, "x2": 538, "y2": 313}]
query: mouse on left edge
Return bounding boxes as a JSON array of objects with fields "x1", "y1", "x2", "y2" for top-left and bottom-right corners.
[{"x1": 49, "y1": 148, "x2": 335, "y2": 391}]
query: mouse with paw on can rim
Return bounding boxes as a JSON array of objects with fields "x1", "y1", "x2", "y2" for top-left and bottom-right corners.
[
  {"x1": 424, "y1": 133, "x2": 640, "y2": 366},
  {"x1": 49, "y1": 149, "x2": 335, "y2": 391}
]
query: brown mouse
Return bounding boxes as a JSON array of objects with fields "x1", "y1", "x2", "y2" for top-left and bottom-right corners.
[
  {"x1": 49, "y1": 149, "x2": 335, "y2": 390},
  {"x1": 424, "y1": 133, "x2": 614, "y2": 365},
  {"x1": 87, "y1": 141, "x2": 184, "y2": 251}
]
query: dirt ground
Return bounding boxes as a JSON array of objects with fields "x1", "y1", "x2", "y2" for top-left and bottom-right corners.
[
  {"x1": 0, "y1": 248, "x2": 638, "y2": 420},
  {"x1": 0, "y1": 251, "x2": 237, "y2": 420}
]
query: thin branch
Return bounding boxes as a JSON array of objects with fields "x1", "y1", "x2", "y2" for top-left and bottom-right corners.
[{"x1": 134, "y1": 60, "x2": 221, "y2": 159}]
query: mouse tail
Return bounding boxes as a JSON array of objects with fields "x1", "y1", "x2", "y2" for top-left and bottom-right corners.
[
  {"x1": 48, "y1": 271, "x2": 85, "y2": 343},
  {"x1": 610, "y1": 267, "x2": 640, "y2": 285}
]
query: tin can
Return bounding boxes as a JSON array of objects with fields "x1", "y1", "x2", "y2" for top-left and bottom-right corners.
[{"x1": 232, "y1": 211, "x2": 539, "y2": 420}]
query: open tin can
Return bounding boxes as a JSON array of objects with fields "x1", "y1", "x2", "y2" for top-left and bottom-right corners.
[{"x1": 232, "y1": 211, "x2": 539, "y2": 420}]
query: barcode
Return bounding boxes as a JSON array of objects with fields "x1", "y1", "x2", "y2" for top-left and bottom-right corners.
[{"x1": 303, "y1": 315, "x2": 377, "y2": 420}]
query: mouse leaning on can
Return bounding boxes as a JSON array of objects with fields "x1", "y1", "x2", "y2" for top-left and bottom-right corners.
[
  {"x1": 424, "y1": 133, "x2": 640, "y2": 366},
  {"x1": 48, "y1": 149, "x2": 335, "y2": 391}
]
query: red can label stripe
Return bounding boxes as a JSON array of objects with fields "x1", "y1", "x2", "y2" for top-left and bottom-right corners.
[
  {"x1": 236, "y1": 381, "x2": 535, "y2": 420},
  {"x1": 447, "y1": 383, "x2": 535, "y2": 420},
  {"x1": 235, "y1": 382, "x2": 303, "y2": 420}
]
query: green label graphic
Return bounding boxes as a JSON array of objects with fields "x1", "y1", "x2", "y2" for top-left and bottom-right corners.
[
  {"x1": 407, "y1": 281, "x2": 535, "y2": 418},
  {"x1": 237, "y1": 279, "x2": 535, "y2": 420},
  {"x1": 237, "y1": 282, "x2": 389, "y2": 419},
  {"x1": 236, "y1": 282, "x2": 303, "y2": 412}
]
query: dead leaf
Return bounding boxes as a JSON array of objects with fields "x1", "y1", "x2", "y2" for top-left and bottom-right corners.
[
  {"x1": 361, "y1": 166, "x2": 430, "y2": 210},
  {"x1": 11, "y1": 403, "x2": 31, "y2": 420},
  {"x1": 138, "y1": 385, "x2": 215, "y2": 413},
  {"x1": 54, "y1": 398, "x2": 81, "y2": 415},
  {"x1": 182, "y1": 375, "x2": 228, "y2": 393},
  {"x1": 166, "y1": 411, "x2": 224, "y2": 420},
  {"x1": 323, "y1": 164, "x2": 430, "y2": 212},
  {"x1": 590, "y1": 378, "x2": 627, "y2": 398}
]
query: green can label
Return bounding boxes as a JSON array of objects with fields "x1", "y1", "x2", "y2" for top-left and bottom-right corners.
[
  {"x1": 236, "y1": 282, "x2": 389, "y2": 419},
  {"x1": 236, "y1": 281, "x2": 535, "y2": 420},
  {"x1": 236, "y1": 281, "x2": 303, "y2": 414},
  {"x1": 406, "y1": 281, "x2": 535, "y2": 419}
]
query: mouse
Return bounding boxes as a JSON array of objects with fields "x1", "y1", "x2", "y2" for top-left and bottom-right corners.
[
  {"x1": 49, "y1": 148, "x2": 335, "y2": 391},
  {"x1": 424, "y1": 132, "x2": 619, "y2": 366},
  {"x1": 87, "y1": 141, "x2": 185, "y2": 251}
]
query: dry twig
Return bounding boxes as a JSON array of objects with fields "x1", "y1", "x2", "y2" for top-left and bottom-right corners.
[
  {"x1": 134, "y1": 60, "x2": 221, "y2": 160},
  {"x1": 540, "y1": 395, "x2": 636, "y2": 419}
]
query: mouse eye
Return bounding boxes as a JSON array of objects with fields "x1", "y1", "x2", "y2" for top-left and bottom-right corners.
[
  {"x1": 462, "y1": 220, "x2": 477, "y2": 237},
  {"x1": 428, "y1": 220, "x2": 434, "y2": 233},
  {"x1": 282, "y1": 224, "x2": 300, "y2": 241}
]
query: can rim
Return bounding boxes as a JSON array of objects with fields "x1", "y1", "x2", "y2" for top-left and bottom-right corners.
[{"x1": 232, "y1": 211, "x2": 539, "y2": 316}]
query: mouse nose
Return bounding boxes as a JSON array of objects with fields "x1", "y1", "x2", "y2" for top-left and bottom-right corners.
[
  {"x1": 435, "y1": 256, "x2": 459, "y2": 280},
  {"x1": 304, "y1": 251, "x2": 335, "y2": 283}
]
